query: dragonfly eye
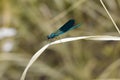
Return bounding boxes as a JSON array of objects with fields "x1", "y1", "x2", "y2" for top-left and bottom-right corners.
[{"x1": 47, "y1": 35, "x2": 51, "y2": 39}]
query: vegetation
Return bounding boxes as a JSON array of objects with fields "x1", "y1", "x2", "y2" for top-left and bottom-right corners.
[{"x1": 0, "y1": 0, "x2": 120, "y2": 80}]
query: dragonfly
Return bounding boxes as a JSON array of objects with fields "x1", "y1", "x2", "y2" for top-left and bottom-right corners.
[{"x1": 47, "y1": 19, "x2": 81, "y2": 39}]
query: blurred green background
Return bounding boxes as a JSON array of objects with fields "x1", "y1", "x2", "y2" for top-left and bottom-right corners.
[{"x1": 0, "y1": 0, "x2": 120, "y2": 80}]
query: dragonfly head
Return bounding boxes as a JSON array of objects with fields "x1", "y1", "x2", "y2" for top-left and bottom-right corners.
[{"x1": 47, "y1": 33, "x2": 56, "y2": 39}]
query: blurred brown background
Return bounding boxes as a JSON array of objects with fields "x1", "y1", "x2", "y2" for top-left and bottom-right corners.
[{"x1": 0, "y1": 0, "x2": 120, "y2": 80}]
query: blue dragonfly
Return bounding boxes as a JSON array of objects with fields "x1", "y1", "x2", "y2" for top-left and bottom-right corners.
[{"x1": 47, "y1": 19, "x2": 81, "y2": 39}]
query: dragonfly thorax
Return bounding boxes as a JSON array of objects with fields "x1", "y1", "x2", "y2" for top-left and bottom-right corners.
[{"x1": 47, "y1": 33, "x2": 56, "y2": 39}]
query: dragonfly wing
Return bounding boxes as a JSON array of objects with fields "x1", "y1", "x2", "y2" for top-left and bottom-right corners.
[
  {"x1": 53, "y1": 24, "x2": 81, "y2": 37},
  {"x1": 59, "y1": 19, "x2": 75, "y2": 32},
  {"x1": 69, "y1": 24, "x2": 81, "y2": 31},
  {"x1": 53, "y1": 20, "x2": 81, "y2": 37}
]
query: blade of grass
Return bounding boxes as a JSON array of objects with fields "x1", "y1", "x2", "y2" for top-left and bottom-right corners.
[
  {"x1": 20, "y1": 35, "x2": 120, "y2": 80},
  {"x1": 100, "y1": 0, "x2": 120, "y2": 34}
]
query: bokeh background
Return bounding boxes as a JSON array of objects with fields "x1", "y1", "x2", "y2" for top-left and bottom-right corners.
[{"x1": 0, "y1": 0, "x2": 120, "y2": 80}]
